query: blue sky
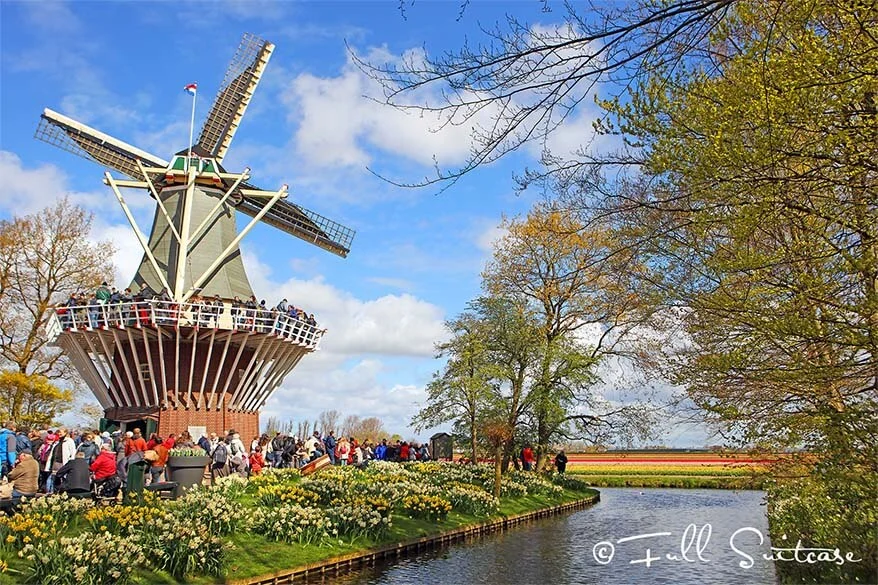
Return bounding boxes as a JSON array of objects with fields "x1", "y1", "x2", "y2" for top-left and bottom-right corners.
[{"x1": 0, "y1": 1, "x2": 711, "y2": 446}]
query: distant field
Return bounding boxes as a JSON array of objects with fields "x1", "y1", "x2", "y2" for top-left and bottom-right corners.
[
  {"x1": 564, "y1": 452, "x2": 769, "y2": 489},
  {"x1": 566, "y1": 452, "x2": 774, "y2": 465}
]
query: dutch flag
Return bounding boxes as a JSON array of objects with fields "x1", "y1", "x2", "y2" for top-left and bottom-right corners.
[{"x1": 184, "y1": 83, "x2": 197, "y2": 96}]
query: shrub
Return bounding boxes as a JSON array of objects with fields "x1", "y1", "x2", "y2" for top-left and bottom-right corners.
[
  {"x1": 445, "y1": 485, "x2": 499, "y2": 516},
  {"x1": 251, "y1": 504, "x2": 334, "y2": 545},
  {"x1": 141, "y1": 513, "x2": 228, "y2": 579},
  {"x1": 766, "y1": 470, "x2": 877, "y2": 584},
  {"x1": 20, "y1": 493, "x2": 93, "y2": 528},
  {"x1": 402, "y1": 494, "x2": 452, "y2": 521},
  {"x1": 21, "y1": 531, "x2": 144, "y2": 585},
  {"x1": 168, "y1": 448, "x2": 205, "y2": 457},
  {"x1": 84, "y1": 504, "x2": 166, "y2": 534},
  {"x1": 548, "y1": 472, "x2": 592, "y2": 491},
  {"x1": 256, "y1": 483, "x2": 320, "y2": 508},
  {"x1": 170, "y1": 485, "x2": 251, "y2": 535},
  {"x1": 327, "y1": 496, "x2": 392, "y2": 540},
  {"x1": 300, "y1": 477, "x2": 348, "y2": 505},
  {"x1": 247, "y1": 467, "x2": 300, "y2": 490}
]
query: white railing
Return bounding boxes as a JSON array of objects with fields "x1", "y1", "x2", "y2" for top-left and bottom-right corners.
[{"x1": 51, "y1": 299, "x2": 325, "y2": 348}]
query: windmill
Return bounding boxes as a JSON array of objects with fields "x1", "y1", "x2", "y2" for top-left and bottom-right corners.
[{"x1": 36, "y1": 33, "x2": 354, "y2": 440}]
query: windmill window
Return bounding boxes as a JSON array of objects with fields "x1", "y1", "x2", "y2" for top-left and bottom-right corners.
[
  {"x1": 139, "y1": 362, "x2": 151, "y2": 381},
  {"x1": 201, "y1": 159, "x2": 216, "y2": 173}
]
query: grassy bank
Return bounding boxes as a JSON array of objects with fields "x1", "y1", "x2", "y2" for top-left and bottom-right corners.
[
  {"x1": 569, "y1": 463, "x2": 766, "y2": 489},
  {"x1": 0, "y1": 463, "x2": 597, "y2": 585},
  {"x1": 216, "y1": 490, "x2": 595, "y2": 584}
]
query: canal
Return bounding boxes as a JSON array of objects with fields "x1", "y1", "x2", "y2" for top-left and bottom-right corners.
[{"x1": 329, "y1": 488, "x2": 777, "y2": 585}]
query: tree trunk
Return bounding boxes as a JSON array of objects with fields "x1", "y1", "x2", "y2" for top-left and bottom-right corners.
[
  {"x1": 470, "y1": 418, "x2": 478, "y2": 465},
  {"x1": 493, "y1": 443, "x2": 503, "y2": 499}
]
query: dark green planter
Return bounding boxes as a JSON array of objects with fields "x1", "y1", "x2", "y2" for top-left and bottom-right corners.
[{"x1": 166, "y1": 455, "x2": 209, "y2": 494}]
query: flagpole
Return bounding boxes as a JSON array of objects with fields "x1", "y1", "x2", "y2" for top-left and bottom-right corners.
[{"x1": 187, "y1": 86, "x2": 197, "y2": 172}]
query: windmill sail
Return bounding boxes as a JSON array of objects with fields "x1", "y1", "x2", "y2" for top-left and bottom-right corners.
[
  {"x1": 197, "y1": 33, "x2": 273, "y2": 162},
  {"x1": 236, "y1": 188, "x2": 354, "y2": 258},
  {"x1": 35, "y1": 109, "x2": 167, "y2": 180}
]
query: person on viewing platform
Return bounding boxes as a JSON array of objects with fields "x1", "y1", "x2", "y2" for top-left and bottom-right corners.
[
  {"x1": 231, "y1": 296, "x2": 244, "y2": 328},
  {"x1": 87, "y1": 293, "x2": 101, "y2": 328},
  {"x1": 211, "y1": 295, "x2": 224, "y2": 327},
  {"x1": 119, "y1": 287, "x2": 133, "y2": 325},
  {"x1": 96, "y1": 281, "x2": 111, "y2": 304},
  {"x1": 276, "y1": 298, "x2": 288, "y2": 312},
  {"x1": 245, "y1": 295, "x2": 258, "y2": 328},
  {"x1": 8, "y1": 452, "x2": 39, "y2": 497},
  {"x1": 554, "y1": 450, "x2": 568, "y2": 474},
  {"x1": 134, "y1": 284, "x2": 153, "y2": 325}
]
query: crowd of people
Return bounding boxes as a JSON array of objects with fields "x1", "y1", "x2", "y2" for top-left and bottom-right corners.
[
  {"x1": 54, "y1": 281, "x2": 324, "y2": 343},
  {"x1": 0, "y1": 421, "x2": 438, "y2": 500},
  {"x1": 0, "y1": 420, "x2": 568, "y2": 500}
]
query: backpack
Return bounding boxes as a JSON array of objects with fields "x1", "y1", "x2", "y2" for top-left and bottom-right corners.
[
  {"x1": 77, "y1": 441, "x2": 99, "y2": 464},
  {"x1": 212, "y1": 442, "x2": 228, "y2": 465},
  {"x1": 15, "y1": 434, "x2": 32, "y2": 456},
  {"x1": 38, "y1": 441, "x2": 53, "y2": 464}
]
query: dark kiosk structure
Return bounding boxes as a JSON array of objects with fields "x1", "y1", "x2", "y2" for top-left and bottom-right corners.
[{"x1": 36, "y1": 33, "x2": 354, "y2": 440}]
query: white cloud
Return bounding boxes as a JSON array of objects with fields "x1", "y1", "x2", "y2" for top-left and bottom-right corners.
[
  {"x1": 0, "y1": 150, "x2": 151, "y2": 287},
  {"x1": 285, "y1": 47, "x2": 496, "y2": 171},
  {"x1": 262, "y1": 353, "x2": 429, "y2": 438},
  {"x1": 239, "y1": 247, "x2": 449, "y2": 436},
  {"x1": 366, "y1": 276, "x2": 416, "y2": 292},
  {"x1": 0, "y1": 150, "x2": 102, "y2": 214},
  {"x1": 243, "y1": 251, "x2": 448, "y2": 357},
  {"x1": 475, "y1": 222, "x2": 508, "y2": 255}
]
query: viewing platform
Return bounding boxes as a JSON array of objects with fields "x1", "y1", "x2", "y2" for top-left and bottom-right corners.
[{"x1": 46, "y1": 299, "x2": 325, "y2": 349}]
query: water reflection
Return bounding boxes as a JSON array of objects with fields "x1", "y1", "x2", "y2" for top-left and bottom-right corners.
[{"x1": 326, "y1": 488, "x2": 777, "y2": 585}]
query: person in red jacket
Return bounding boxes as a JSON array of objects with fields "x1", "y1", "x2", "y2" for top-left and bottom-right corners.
[
  {"x1": 249, "y1": 446, "x2": 265, "y2": 475},
  {"x1": 90, "y1": 444, "x2": 117, "y2": 481},
  {"x1": 521, "y1": 445, "x2": 536, "y2": 471}
]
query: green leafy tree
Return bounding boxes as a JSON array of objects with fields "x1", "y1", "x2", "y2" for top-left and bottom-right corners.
[
  {"x1": 484, "y1": 204, "x2": 658, "y2": 468},
  {"x1": 413, "y1": 308, "x2": 497, "y2": 465}
]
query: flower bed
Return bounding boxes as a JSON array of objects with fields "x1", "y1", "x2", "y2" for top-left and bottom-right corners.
[{"x1": 0, "y1": 463, "x2": 596, "y2": 583}]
